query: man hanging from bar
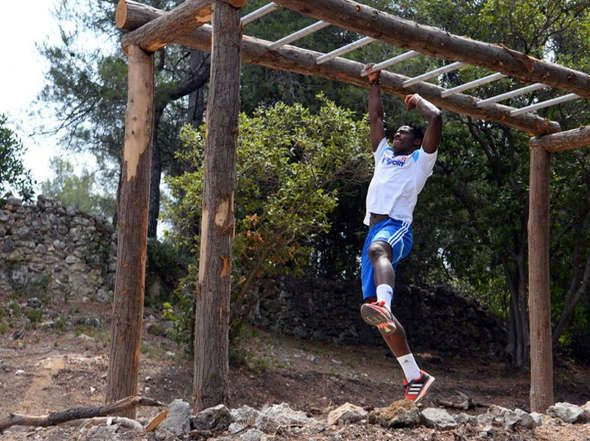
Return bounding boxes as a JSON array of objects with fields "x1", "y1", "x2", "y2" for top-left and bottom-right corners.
[{"x1": 360, "y1": 65, "x2": 442, "y2": 402}]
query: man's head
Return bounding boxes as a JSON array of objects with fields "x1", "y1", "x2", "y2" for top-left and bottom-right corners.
[{"x1": 387, "y1": 124, "x2": 423, "y2": 155}]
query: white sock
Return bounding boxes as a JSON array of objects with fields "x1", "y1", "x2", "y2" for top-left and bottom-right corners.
[
  {"x1": 397, "y1": 353, "x2": 421, "y2": 382},
  {"x1": 376, "y1": 284, "x2": 393, "y2": 311}
]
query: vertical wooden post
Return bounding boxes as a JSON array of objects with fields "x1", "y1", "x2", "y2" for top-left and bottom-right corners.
[
  {"x1": 528, "y1": 142, "x2": 553, "y2": 412},
  {"x1": 193, "y1": 0, "x2": 242, "y2": 411},
  {"x1": 106, "y1": 45, "x2": 154, "y2": 418}
]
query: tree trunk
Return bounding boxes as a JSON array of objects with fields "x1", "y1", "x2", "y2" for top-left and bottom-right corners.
[
  {"x1": 147, "y1": 107, "x2": 163, "y2": 239},
  {"x1": 528, "y1": 143, "x2": 553, "y2": 412},
  {"x1": 193, "y1": 0, "x2": 241, "y2": 412},
  {"x1": 188, "y1": 50, "x2": 210, "y2": 127},
  {"x1": 106, "y1": 45, "x2": 154, "y2": 418},
  {"x1": 553, "y1": 253, "x2": 590, "y2": 343},
  {"x1": 504, "y1": 257, "x2": 529, "y2": 368}
]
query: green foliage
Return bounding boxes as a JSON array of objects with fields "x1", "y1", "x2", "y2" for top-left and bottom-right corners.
[
  {"x1": 40, "y1": 157, "x2": 116, "y2": 220},
  {"x1": 165, "y1": 97, "x2": 370, "y2": 344},
  {"x1": 0, "y1": 114, "x2": 34, "y2": 200}
]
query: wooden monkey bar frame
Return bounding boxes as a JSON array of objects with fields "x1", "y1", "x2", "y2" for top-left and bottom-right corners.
[{"x1": 111, "y1": 0, "x2": 590, "y2": 414}]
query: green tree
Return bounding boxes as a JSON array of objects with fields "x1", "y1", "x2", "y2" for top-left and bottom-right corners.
[
  {"x1": 165, "y1": 97, "x2": 370, "y2": 343},
  {"x1": 39, "y1": 0, "x2": 211, "y2": 238},
  {"x1": 0, "y1": 114, "x2": 34, "y2": 200},
  {"x1": 391, "y1": 0, "x2": 590, "y2": 365},
  {"x1": 40, "y1": 157, "x2": 116, "y2": 220}
]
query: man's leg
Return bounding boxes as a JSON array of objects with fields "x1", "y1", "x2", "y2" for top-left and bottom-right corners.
[
  {"x1": 366, "y1": 240, "x2": 412, "y2": 357},
  {"x1": 365, "y1": 240, "x2": 434, "y2": 401}
]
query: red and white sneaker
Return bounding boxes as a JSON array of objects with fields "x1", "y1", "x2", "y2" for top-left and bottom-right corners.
[
  {"x1": 360, "y1": 301, "x2": 397, "y2": 334},
  {"x1": 404, "y1": 370, "x2": 435, "y2": 402}
]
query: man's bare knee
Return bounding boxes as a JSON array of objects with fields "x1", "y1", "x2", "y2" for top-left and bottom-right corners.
[{"x1": 368, "y1": 241, "x2": 391, "y2": 262}]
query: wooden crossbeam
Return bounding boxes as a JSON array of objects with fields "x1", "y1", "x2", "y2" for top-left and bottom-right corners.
[
  {"x1": 271, "y1": 0, "x2": 590, "y2": 99},
  {"x1": 530, "y1": 125, "x2": 590, "y2": 152},
  {"x1": 120, "y1": 0, "x2": 213, "y2": 52},
  {"x1": 116, "y1": 1, "x2": 560, "y2": 135}
]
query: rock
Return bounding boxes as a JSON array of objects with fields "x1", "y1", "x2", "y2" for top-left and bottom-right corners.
[
  {"x1": 454, "y1": 412, "x2": 476, "y2": 424},
  {"x1": 160, "y1": 399, "x2": 192, "y2": 435},
  {"x1": 229, "y1": 405, "x2": 263, "y2": 432},
  {"x1": 191, "y1": 404, "x2": 233, "y2": 431},
  {"x1": 547, "y1": 402, "x2": 584, "y2": 423},
  {"x1": 420, "y1": 407, "x2": 457, "y2": 429},
  {"x1": 255, "y1": 403, "x2": 316, "y2": 432},
  {"x1": 511, "y1": 408, "x2": 537, "y2": 429},
  {"x1": 327, "y1": 402, "x2": 367, "y2": 425},
  {"x1": 530, "y1": 412, "x2": 543, "y2": 427},
  {"x1": 581, "y1": 401, "x2": 590, "y2": 422},
  {"x1": 369, "y1": 400, "x2": 420, "y2": 428},
  {"x1": 15, "y1": 226, "x2": 31, "y2": 238},
  {"x1": 240, "y1": 428, "x2": 264, "y2": 441},
  {"x1": 82, "y1": 425, "x2": 121, "y2": 441},
  {"x1": 27, "y1": 297, "x2": 42, "y2": 309},
  {"x1": 6, "y1": 197, "x2": 22, "y2": 208}
]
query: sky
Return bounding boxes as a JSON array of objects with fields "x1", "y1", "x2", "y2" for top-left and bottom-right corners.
[{"x1": 0, "y1": 0, "x2": 93, "y2": 190}]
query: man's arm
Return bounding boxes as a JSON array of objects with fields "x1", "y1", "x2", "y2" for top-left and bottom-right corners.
[
  {"x1": 363, "y1": 66, "x2": 385, "y2": 152},
  {"x1": 405, "y1": 94, "x2": 442, "y2": 154}
]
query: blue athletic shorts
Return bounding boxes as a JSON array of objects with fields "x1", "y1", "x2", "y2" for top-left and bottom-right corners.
[{"x1": 361, "y1": 217, "x2": 413, "y2": 300}]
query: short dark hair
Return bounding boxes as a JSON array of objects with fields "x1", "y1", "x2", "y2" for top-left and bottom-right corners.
[
  {"x1": 385, "y1": 123, "x2": 424, "y2": 142},
  {"x1": 407, "y1": 123, "x2": 424, "y2": 142}
]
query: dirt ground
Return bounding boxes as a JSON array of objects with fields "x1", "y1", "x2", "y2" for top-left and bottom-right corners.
[{"x1": 1, "y1": 297, "x2": 589, "y2": 440}]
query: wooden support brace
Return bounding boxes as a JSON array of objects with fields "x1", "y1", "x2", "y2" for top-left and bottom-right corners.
[
  {"x1": 193, "y1": 0, "x2": 241, "y2": 412},
  {"x1": 271, "y1": 0, "x2": 590, "y2": 99},
  {"x1": 120, "y1": 0, "x2": 213, "y2": 52},
  {"x1": 115, "y1": 1, "x2": 561, "y2": 135},
  {"x1": 105, "y1": 44, "x2": 154, "y2": 418},
  {"x1": 530, "y1": 125, "x2": 590, "y2": 152},
  {"x1": 222, "y1": 0, "x2": 246, "y2": 7},
  {"x1": 528, "y1": 142, "x2": 554, "y2": 412}
]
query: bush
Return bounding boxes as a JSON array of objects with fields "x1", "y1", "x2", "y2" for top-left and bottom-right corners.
[{"x1": 165, "y1": 97, "x2": 371, "y2": 348}]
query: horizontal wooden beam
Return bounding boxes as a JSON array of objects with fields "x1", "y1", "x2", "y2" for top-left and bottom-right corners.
[
  {"x1": 223, "y1": 0, "x2": 247, "y2": 8},
  {"x1": 117, "y1": 0, "x2": 561, "y2": 135},
  {"x1": 272, "y1": 0, "x2": 590, "y2": 99},
  {"x1": 530, "y1": 125, "x2": 590, "y2": 152},
  {"x1": 120, "y1": 0, "x2": 212, "y2": 52}
]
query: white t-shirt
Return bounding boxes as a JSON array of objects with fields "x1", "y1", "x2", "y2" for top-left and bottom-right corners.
[{"x1": 364, "y1": 138, "x2": 437, "y2": 226}]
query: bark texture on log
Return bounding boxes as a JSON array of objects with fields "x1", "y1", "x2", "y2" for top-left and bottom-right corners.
[
  {"x1": 272, "y1": 0, "x2": 590, "y2": 99},
  {"x1": 0, "y1": 396, "x2": 162, "y2": 432},
  {"x1": 528, "y1": 143, "x2": 553, "y2": 412},
  {"x1": 121, "y1": 0, "x2": 212, "y2": 52},
  {"x1": 193, "y1": 0, "x2": 241, "y2": 412},
  {"x1": 530, "y1": 125, "x2": 590, "y2": 152},
  {"x1": 106, "y1": 45, "x2": 154, "y2": 418},
  {"x1": 180, "y1": 29, "x2": 560, "y2": 135},
  {"x1": 114, "y1": 1, "x2": 561, "y2": 135}
]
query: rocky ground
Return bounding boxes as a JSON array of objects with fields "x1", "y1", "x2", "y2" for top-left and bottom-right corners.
[{"x1": 1, "y1": 296, "x2": 590, "y2": 441}]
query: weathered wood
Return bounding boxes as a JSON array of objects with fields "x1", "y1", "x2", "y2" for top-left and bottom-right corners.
[
  {"x1": 114, "y1": 1, "x2": 561, "y2": 135},
  {"x1": 106, "y1": 45, "x2": 154, "y2": 418},
  {"x1": 272, "y1": 0, "x2": 590, "y2": 99},
  {"x1": 528, "y1": 143, "x2": 553, "y2": 412},
  {"x1": 530, "y1": 125, "x2": 590, "y2": 152},
  {"x1": 193, "y1": 0, "x2": 241, "y2": 411},
  {"x1": 0, "y1": 396, "x2": 163, "y2": 432},
  {"x1": 121, "y1": 0, "x2": 212, "y2": 52},
  {"x1": 116, "y1": 0, "x2": 162, "y2": 31},
  {"x1": 222, "y1": 0, "x2": 246, "y2": 7}
]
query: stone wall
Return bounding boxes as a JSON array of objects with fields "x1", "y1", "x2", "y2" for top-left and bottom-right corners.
[
  {"x1": 0, "y1": 196, "x2": 116, "y2": 302},
  {"x1": 253, "y1": 278, "x2": 507, "y2": 356}
]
